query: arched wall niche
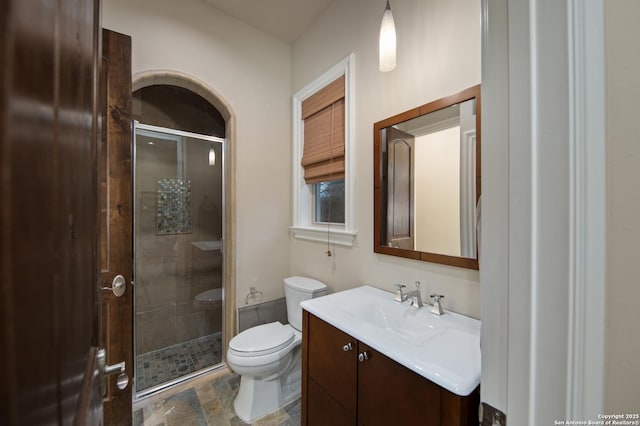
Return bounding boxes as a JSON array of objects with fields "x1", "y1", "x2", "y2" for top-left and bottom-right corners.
[{"x1": 133, "y1": 70, "x2": 237, "y2": 359}]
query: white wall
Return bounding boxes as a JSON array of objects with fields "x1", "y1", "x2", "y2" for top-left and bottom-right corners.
[
  {"x1": 103, "y1": 0, "x2": 293, "y2": 305},
  {"x1": 604, "y1": 0, "x2": 640, "y2": 412},
  {"x1": 290, "y1": 0, "x2": 482, "y2": 318},
  {"x1": 414, "y1": 129, "x2": 461, "y2": 256}
]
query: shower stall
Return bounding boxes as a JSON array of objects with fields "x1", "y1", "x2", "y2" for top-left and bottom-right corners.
[{"x1": 133, "y1": 122, "x2": 225, "y2": 397}]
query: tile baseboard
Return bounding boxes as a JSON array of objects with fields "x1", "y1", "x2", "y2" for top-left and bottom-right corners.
[{"x1": 238, "y1": 297, "x2": 288, "y2": 332}]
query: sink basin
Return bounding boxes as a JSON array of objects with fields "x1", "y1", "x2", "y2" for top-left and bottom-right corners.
[
  {"x1": 300, "y1": 285, "x2": 480, "y2": 396},
  {"x1": 338, "y1": 295, "x2": 447, "y2": 345}
]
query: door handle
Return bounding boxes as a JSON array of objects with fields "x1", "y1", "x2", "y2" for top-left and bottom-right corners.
[
  {"x1": 97, "y1": 348, "x2": 129, "y2": 395},
  {"x1": 102, "y1": 275, "x2": 126, "y2": 297},
  {"x1": 358, "y1": 351, "x2": 369, "y2": 362}
]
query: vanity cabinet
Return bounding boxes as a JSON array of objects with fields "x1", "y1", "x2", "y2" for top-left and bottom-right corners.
[{"x1": 301, "y1": 311, "x2": 479, "y2": 426}]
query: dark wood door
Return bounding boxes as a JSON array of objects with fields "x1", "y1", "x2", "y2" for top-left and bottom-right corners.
[
  {"x1": 0, "y1": 0, "x2": 103, "y2": 424},
  {"x1": 386, "y1": 127, "x2": 415, "y2": 250},
  {"x1": 357, "y1": 342, "x2": 442, "y2": 426},
  {"x1": 100, "y1": 29, "x2": 134, "y2": 425}
]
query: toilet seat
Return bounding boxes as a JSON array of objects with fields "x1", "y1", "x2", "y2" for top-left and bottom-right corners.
[{"x1": 229, "y1": 322, "x2": 294, "y2": 357}]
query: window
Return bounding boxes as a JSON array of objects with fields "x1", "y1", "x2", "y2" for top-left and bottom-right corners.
[
  {"x1": 291, "y1": 54, "x2": 356, "y2": 246},
  {"x1": 314, "y1": 180, "x2": 345, "y2": 224}
]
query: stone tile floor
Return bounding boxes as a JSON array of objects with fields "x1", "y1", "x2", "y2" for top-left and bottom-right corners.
[
  {"x1": 133, "y1": 368, "x2": 301, "y2": 426},
  {"x1": 136, "y1": 333, "x2": 223, "y2": 392}
]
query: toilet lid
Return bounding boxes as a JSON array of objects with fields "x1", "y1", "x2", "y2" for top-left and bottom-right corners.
[{"x1": 229, "y1": 322, "x2": 294, "y2": 357}]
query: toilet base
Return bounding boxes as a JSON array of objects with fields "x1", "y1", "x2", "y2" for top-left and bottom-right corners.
[{"x1": 233, "y1": 362, "x2": 301, "y2": 423}]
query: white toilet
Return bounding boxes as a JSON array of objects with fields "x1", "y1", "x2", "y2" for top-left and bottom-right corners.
[{"x1": 226, "y1": 276, "x2": 327, "y2": 423}]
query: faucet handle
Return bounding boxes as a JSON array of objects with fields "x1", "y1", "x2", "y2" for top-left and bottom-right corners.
[
  {"x1": 414, "y1": 281, "x2": 421, "y2": 290},
  {"x1": 394, "y1": 284, "x2": 407, "y2": 302},
  {"x1": 430, "y1": 294, "x2": 445, "y2": 315}
]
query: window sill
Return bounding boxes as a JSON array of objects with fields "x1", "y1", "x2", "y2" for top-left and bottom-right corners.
[{"x1": 290, "y1": 226, "x2": 357, "y2": 247}]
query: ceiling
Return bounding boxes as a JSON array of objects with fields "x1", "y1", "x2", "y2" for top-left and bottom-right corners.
[{"x1": 204, "y1": 0, "x2": 335, "y2": 43}]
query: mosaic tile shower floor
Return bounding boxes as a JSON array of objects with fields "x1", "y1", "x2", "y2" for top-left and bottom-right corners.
[
  {"x1": 133, "y1": 369, "x2": 301, "y2": 426},
  {"x1": 136, "y1": 333, "x2": 223, "y2": 392}
]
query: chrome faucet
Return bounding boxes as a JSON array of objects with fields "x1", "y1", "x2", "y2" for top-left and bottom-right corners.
[
  {"x1": 394, "y1": 282, "x2": 423, "y2": 308},
  {"x1": 405, "y1": 281, "x2": 423, "y2": 308},
  {"x1": 430, "y1": 294, "x2": 445, "y2": 315}
]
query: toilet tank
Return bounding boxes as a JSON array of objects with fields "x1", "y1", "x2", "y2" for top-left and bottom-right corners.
[{"x1": 284, "y1": 276, "x2": 327, "y2": 331}]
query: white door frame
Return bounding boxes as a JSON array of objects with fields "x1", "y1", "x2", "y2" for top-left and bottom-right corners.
[{"x1": 480, "y1": 0, "x2": 605, "y2": 422}]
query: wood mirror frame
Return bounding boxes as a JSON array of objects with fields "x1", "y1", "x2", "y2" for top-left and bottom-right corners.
[{"x1": 373, "y1": 85, "x2": 481, "y2": 270}]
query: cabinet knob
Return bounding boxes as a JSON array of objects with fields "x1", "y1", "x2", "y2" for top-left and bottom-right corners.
[
  {"x1": 342, "y1": 342, "x2": 353, "y2": 351},
  {"x1": 358, "y1": 351, "x2": 369, "y2": 362}
]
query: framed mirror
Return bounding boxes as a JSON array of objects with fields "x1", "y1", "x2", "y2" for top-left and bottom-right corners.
[{"x1": 373, "y1": 85, "x2": 481, "y2": 270}]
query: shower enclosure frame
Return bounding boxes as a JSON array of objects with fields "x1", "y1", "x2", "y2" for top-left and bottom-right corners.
[{"x1": 133, "y1": 121, "x2": 226, "y2": 399}]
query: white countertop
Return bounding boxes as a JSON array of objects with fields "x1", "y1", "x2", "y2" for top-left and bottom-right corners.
[{"x1": 301, "y1": 285, "x2": 481, "y2": 396}]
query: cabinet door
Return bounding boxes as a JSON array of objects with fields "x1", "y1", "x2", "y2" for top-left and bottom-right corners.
[
  {"x1": 357, "y1": 342, "x2": 442, "y2": 425},
  {"x1": 307, "y1": 378, "x2": 354, "y2": 426},
  {"x1": 307, "y1": 313, "x2": 358, "y2": 417}
]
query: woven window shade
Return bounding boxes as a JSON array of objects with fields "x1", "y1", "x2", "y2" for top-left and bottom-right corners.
[{"x1": 301, "y1": 76, "x2": 345, "y2": 184}]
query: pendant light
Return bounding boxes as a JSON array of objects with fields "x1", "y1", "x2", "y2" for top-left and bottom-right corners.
[
  {"x1": 208, "y1": 145, "x2": 216, "y2": 166},
  {"x1": 379, "y1": 0, "x2": 397, "y2": 72}
]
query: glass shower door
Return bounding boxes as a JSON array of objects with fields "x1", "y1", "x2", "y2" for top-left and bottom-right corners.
[{"x1": 133, "y1": 122, "x2": 225, "y2": 397}]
